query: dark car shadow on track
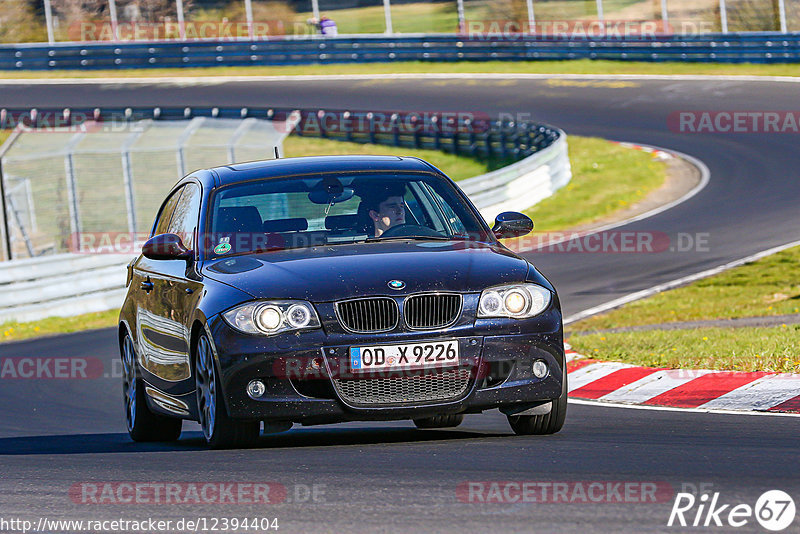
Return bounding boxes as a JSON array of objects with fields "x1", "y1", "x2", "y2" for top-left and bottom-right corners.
[{"x1": 0, "y1": 427, "x2": 510, "y2": 455}]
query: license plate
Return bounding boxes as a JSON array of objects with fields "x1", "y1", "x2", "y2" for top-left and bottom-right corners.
[{"x1": 350, "y1": 340, "x2": 459, "y2": 372}]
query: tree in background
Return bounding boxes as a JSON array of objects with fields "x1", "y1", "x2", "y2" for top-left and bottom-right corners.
[{"x1": 0, "y1": 0, "x2": 48, "y2": 42}]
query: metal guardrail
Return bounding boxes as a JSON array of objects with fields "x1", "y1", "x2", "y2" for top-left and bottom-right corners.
[
  {"x1": 0, "y1": 253, "x2": 131, "y2": 323},
  {"x1": 0, "y1": 106, "x2": 559, "y2": 161},
  {"x1": 2, "y1": 33, "x2": 800, "y2": 69},
  {"x1": 0, "y1": 108, "x2": 570, "y2": 323},
  {"x1": 461, "y1": 132, "x2": 571, "y2": 221}
]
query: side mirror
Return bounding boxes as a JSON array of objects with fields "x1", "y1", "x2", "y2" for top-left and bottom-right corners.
[
  {"x1": 142, "y1": 233, "x2": 193, "y2": 261},
  {"x1": 492, "y1": 212, "x2": 534, "y2": 239}
]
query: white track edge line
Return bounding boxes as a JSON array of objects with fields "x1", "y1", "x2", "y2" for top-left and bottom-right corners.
[
  {"x1": 568, "y1": 398, "x2": 800, "y2": 418},
  {"x1": 564, "y1": 237, "x2": 800, "y2": 324},
  {"x1": 3, "y1": 73, "x2": 800, "y2": 85}
]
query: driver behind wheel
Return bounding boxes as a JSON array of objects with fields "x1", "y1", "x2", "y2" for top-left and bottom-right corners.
[{"x1": 361, "y1": 186, "x2": 406, "y2": 237}]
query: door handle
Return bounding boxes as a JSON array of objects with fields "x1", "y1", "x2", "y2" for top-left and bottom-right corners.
[{"x1": 140, "y1": 279, "x2": 154, "y2": 292}]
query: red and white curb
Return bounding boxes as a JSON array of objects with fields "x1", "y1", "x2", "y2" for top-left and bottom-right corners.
[{"x1": 564, "y1": 345, "x2": 800, "y2": 414}]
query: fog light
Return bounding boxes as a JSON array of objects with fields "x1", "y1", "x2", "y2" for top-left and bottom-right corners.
[
  {"x1": 247, "y1": 379, "x2": 266, "y2": 399},
  {"x1": 532, "y1": 360, "x2": 549, "y2": 379}
]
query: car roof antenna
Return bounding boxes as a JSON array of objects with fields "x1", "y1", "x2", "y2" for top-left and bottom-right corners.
[{"x1": 274, "y1": 146, "x2": 280, "y2": 159}]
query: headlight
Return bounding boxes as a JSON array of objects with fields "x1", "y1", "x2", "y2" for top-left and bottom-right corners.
[
  {"x1": 222, "y1": 300, "x2": 321, "y2": 335},
  {"x1": 477, "y1": 283, "x2": 551, "y2": 319}
]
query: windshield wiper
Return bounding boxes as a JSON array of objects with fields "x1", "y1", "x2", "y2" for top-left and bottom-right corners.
[{"x1": 365, "y1": 235, "x2": 457, "y2": 243}]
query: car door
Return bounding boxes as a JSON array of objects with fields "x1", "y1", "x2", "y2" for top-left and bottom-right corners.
[{"x1": 134, "y1": 183, "x2": 203, "y2": 396}]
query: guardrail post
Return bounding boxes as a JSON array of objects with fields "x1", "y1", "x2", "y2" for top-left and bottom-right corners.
[
  {"x1": 244, "y1": 0, "x2": 254, "y2": 39},
  {"x1": 661, "y1": 0, "x2": 669, "y2": 27},
  {"x1": 456, "y1": 0, "x2": 466, "y2": 33},
  {"x1": 43, "y1": 0, "x2": 55, "y2": 45},
  {"x1": 0, "y1": 130, "x2": 21, "y2": 261},
  {"x1": 0, "y1": 157, "x2": 11, "y2": 261},
  {"x1": 228, "y1": 117, "x2": 255, "y2": 163},
  {"x1": 391, "y1": 114, "x2": 400, "y2": 146},
  {"x1": 64, "y1": 132, "x2": 86, "y2": 251},
  {"x1": 368, "y1": 113, "x2": 376, "y2": 144},
  {"x1": 344, "y1": 112, "x2": 354, "y2": 142},
  {"x1": 312, "y1": 0, "x2": 320, "y2": 22},
  {"x1": 526, "y1": 0, "x2": 536, "y2": 33},
  {"x1": 319, "y1": 111, "x2": 328, "y2": 138},
  {"x1": 596, "y1": 0, "x2": 605, "y2": 22},
  {"x1": 383, "y1": 0, "x2": 394, "y2": 35},
  {"x1": 176, "y1": 0, "x2": 187, "y2": 40},
  {"x1": 499, "y1": 122, "x2": 508, "y2": 160},
  {"x1": 778, "y1": 0, "x2": 787, "y2": 32},
  {"x1": 121, "y1": 124, "x2": 147, "y2": 235},
  {"x1": 108, "y1": 0, "x2": 120, "y2": 41},
  {"x1": 719, "y1": 0, "x2": 729, "y2": 33},
  {"x1": 176, "y1": 117, "x2": 203, "y2": 178}
]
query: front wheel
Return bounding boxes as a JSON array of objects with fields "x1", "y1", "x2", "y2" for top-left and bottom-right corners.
[
  {"x1": 195, "y1": 334, "x2": 260, "y2": 449},
  {"x1": 507, "y1": 370, "x2": 567, "y2": 436},
  {"x1": 121, "y1": 334, "x2": 182, "y2": 442}
]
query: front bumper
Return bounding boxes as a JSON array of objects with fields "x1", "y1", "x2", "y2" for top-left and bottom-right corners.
[{"x1": 207, "y1": 308, "x2": 564, "y2": 424}]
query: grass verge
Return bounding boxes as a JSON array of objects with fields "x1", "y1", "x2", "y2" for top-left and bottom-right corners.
[
  {"x1": 2, "y1": 60, "x2": 800, "y2": 80},
  {"x1": 523, "y1": 136, "x2": 665, "y2": 232},
  {"x1": 1, "y1": 309, "x2": 120, "y2": 343},
  {"x1": 568, "y1": 245, "x2": 800, "y2": 372},
  {"x1": 570, "y1": 326, "x2": 800, "y2": 373},
  {"x1": 0, "y1": 135, "x2": 666, "y2": 342},
  {"x1": 572, "y1": 245, "x2": 800, "y2": 330}
]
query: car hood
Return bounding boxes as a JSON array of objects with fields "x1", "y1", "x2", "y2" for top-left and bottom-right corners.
[{"x1": 202, "y1": 241, "x2": 530, "y2": 302}]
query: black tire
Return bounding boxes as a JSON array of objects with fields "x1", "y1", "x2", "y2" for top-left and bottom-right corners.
[
  {"x1": 413, "y1": 414, "x2": 464, "y2": 429},
  {"x1": 507, "y1": 369, "x2": 568, "y2": 436},
  {"x1": 195, "y1": 334, "x2": 260, "y2": 449},
  {"x1": 121, "y1": 334, "x2": 182, "y2": 442}
]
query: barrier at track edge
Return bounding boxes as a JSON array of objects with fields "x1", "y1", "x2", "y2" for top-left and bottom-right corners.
[
  {"x1": 2, "y1": 33, "x2": 800, "y2": 69},
  {"x1": 0, "y1": 106, "x2": 571, "y2": 323}
]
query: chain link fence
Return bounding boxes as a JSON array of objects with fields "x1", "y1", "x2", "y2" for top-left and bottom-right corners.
[
  {"x1": 2, "y1": 0, "x2": 797, "y2": 46},
  {"x1": 0, "y1": 114, "x2": 298, "y2": 260}
]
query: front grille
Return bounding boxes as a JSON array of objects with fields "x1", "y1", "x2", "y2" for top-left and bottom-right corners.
[
  {"x1": 336, "y1": 297, "x2": 398, "y2": 333},
  {"x1": 404, "y1": 293, "x2": 462, "y2": 329},
  {"x1": 333, "y1": 367, "x2": 472, "y2": 406}
]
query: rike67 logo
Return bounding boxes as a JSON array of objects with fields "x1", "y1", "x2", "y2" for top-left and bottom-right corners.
[{"x1": 668, "y1": 489, "x2": 796, "y2": 531}]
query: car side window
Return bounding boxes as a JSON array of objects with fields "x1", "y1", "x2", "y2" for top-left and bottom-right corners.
[
  {"x1": 153, "y1": 187, "x2": 185, "y2": 237},
  {"x1": 167, "y1": 183, "x2": 201, "y2": 250}
]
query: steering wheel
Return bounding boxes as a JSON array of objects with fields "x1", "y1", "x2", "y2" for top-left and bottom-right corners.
[{"x1": 379, "y1": 224, "x2": 445, "y2": 238}]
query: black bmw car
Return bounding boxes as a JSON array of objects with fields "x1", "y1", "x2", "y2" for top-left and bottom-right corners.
[{"x1": 119, "y1": 155, "x2": 566, "y2": 448}]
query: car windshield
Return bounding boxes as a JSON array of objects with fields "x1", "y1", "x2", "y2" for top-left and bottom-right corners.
[{"x1": 206, "y1": 172, "x2": 490, "y2": 257}]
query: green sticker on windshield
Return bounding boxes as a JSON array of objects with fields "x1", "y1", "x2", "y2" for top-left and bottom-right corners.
[{"x1": 214, "y1": 243, "x2": 231, "y2": 255}]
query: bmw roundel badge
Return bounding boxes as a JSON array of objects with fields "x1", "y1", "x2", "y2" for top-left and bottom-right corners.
[{"x1": 388, "y1": 280, "x2": 406, "y2": 290}]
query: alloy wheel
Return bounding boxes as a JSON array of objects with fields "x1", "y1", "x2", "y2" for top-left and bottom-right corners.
[{"x1": 196, "y1": 336, "x2": 217, "y2": 440}]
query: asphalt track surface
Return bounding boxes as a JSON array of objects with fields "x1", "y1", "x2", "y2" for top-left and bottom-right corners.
[{"x1": 1, "y1": 75, "x2": 799, "y2": 533}]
